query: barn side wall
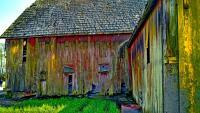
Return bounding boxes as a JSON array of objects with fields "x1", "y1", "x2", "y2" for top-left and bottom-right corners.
[
  {"x1": 6, "y1": 34, "x2": 130, "y2": 96},
  {"x1": 127, "y1": 0, "x2": 200, "y2": 113},
  {"x1": 128, "y1": 2, "x2": 163, "y2": 112}
]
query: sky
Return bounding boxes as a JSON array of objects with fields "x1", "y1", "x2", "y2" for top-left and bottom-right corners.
[{"x1": 0, "y1": 0, "x2": 36, "y2": 43}]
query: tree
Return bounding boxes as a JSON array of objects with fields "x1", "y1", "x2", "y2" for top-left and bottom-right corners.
[{"x1": 0, "y1": 43, "x2": 6, "y2": 81}]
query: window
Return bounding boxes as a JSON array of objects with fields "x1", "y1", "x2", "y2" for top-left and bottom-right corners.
[
  {"x1": 147, "y1": 37, "x2": 150, "y2": 64},
  {"x1": 22, "y1": 39, "x2": 27, "y2": 63}
]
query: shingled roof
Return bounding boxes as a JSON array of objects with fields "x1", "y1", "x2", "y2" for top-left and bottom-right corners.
[{"x1": 1, "y1": 0, "x2": 147, "y2": 38}]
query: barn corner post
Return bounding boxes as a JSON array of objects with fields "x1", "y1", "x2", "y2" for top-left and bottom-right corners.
[{"x1": 163, "y1": 0, "x2": 180, "y2": 112}]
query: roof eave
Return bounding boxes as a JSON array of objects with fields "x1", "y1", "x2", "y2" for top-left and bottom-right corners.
[
  {"x1": 127, "y1": 0, "x2": 160, "y2": 48},
  {"x1": 0, "y1": 31, "x2": 133, "y2": 39}
]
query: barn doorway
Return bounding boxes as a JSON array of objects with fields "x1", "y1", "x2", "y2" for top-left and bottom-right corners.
[
  {"x1": 64, "y1": 65, "x2": 75, "y2": 95},
  {"x1": 98, "y1": 63, "x2": 110, "y2": 94},
  {"x1": 68, "y1": 75, "x2": 73, "y2": 95}
]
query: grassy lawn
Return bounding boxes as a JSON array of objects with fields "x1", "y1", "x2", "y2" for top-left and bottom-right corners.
[{"x1": 0, "y1": 97, "x2": 120, "y2": 113}]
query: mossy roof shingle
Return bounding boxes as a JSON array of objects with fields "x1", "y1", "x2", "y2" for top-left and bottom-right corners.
[{"x1": 1, "y1": 0, "x2": 147, "y2": 38}]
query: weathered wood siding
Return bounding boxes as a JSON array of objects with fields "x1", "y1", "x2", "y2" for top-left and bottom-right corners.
[
  {"x1": 128, "y1": 2, "x2": 163, "y2": 112},
  {"x1": 178, "y1": 0, "x2": 200, "y2": 112},
  {"x1": 127, "y1": 0, "x2": 200, "y2": 113},
  {"x1": 127, "y1": 0, "x2": 180, "y2": 112},
  {"x1": 6, "y1": 34, "x2": 130, "y2": 96},
  {"x1": 6, "y1": 40, "x2": 25, "y2": 92}
]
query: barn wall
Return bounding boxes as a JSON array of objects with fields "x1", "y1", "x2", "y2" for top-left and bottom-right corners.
[
  {"x1": 127, "y1": 0, "x2": 180, "y2": 112},
  {"x1": 128, "y1": 2, "x2": 163, "y2": 112},
  {"x1": 6, "y1": 34, "x2": 130, "y2": 96},
  {"x1": 127, "y1": 0, "x2": 200, "y2": 112},
  {"x1": 178, "y1": 0, "x2": 200, "y2": 112},
  {"x1": 6, "y1": 39, "x2": 25, "y2": 92}
]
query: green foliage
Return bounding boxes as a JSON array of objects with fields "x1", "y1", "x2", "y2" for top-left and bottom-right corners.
[
  {"x1": 0, "y1": 43, "x2": 5, "y2": 81},
  {"x1": 0, "y1": 105, "x2": 64, "y2": 113},
  {"x1": 0, "y1": 97, "x2": 120, "y2": 113}
]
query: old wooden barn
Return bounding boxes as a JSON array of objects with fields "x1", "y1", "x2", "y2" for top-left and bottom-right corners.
[{"x1": 0, "y1": 0, "x2": 147, "y2": 96}]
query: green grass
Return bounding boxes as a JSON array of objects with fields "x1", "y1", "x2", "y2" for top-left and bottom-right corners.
[{"x1": 0, "y1": 97, "x2": 120, "y2": 113}]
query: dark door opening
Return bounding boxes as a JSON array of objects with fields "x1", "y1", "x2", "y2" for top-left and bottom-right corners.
[{"x1": 68, "y1": 75, "x2": 73, "y2": 95}]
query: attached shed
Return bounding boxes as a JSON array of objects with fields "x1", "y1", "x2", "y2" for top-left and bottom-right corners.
[{"x1": 0, "y1": 0, "x2": 147, "y2": 96}]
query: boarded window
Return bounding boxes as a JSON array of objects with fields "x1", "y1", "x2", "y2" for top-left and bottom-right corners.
[{"x1": 63, "y1": 65, "x2": 74, "y2": 74}]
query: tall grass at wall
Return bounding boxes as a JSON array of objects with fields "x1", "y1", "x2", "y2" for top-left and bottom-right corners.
[{"x1": 0, "y1": 97, "x2": 120, "y2": 113}]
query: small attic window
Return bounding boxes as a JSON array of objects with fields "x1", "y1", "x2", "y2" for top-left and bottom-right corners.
[{"x1": 98, "y1": 63, "x2": 110, "y2": 73}]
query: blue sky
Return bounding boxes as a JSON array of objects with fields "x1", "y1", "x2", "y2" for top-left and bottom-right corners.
[{"x1": 0, "y1": 0, "x2": 36, "y2": 43}]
